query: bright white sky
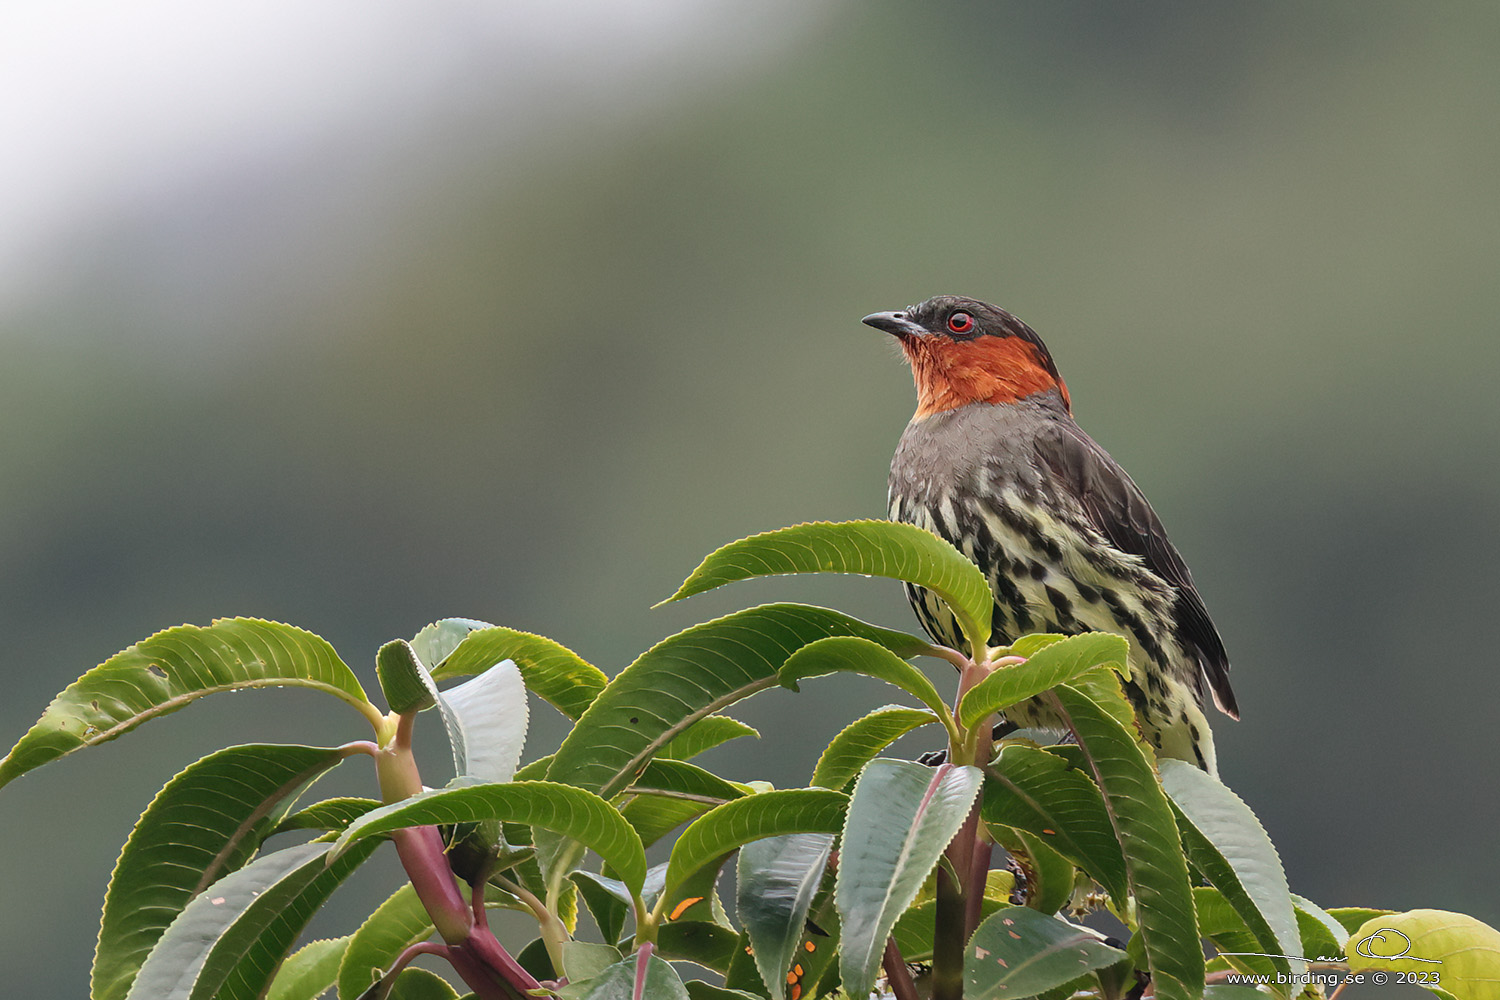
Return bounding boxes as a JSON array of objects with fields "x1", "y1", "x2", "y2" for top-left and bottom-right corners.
[{"x1": 0, "y1": 0, "x2": 826, "y2": 310}]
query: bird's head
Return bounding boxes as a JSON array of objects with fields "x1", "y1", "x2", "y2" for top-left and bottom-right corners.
[{"x1": 863, "y1": 295, "x2": 1070, "y2": 419}]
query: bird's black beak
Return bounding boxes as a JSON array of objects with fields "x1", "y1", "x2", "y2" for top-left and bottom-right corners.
[{"x1": 861, "y1": 310, "x2": 926, "y2": 339}]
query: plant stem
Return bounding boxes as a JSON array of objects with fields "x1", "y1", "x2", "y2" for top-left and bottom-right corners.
[
  {"x1": 965, "y1": 832, "x2": 993, "y2": 938},
  {"x1": 927, "y1": 643, "x2": 973, "y2": 673},
  {"x1": 447, "y1": 944, "x2": 522, "y2": 1000},
  {"x1": 634, "y1": 893, "x2": 660, "y2": 947},
  {"x1": 500, "y1": 874, "x2": 571, "y2": 972},
  {"x1": 375, "y1": 712, "x2": 473, "y2": 944},
  {"x1": 461, "y1": 929, "x2": 544, "y2": 997},
  {"x1": 963, "y1": 689, "x2": 995, "y2": 940},
  {"x1": 883, "y1": 937, "x2": 921, "y2": 1000},
  {"x1": 381, "y1": 941, "x2": 453, "y2": 984},
  {"x1": 933, "y1": 649, "x2": 1000, "y2": 998},
  {"x1": 931, "y1": 863, "x2": 967, "y2": 1000},
  {"x1": 369, "y1": 710, "x2": 542, "y2": 999}
]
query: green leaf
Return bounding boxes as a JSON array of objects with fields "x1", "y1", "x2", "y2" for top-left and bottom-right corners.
[
  {"x1": 664, "y1": 788, "x2": 849, "y2": 905},
  {"x1": 621, "y1": 794, "x2": 720, "y2": 850},
  {"x1": 1012, "y1": 830, "x2": 1076, "y2": 915},
  {"x1": 685, "y1": 983, "x2": 763, "y2": 1000},
  {"x1": 660, "y1": 716, "x2": 760, "y2": 761},
  {"x1": 1193, "y1": 886, "x2": 1278, "y2": 983},
  {"x1": 1160, "y1": 759, "x2": 1301, "y2": 978},
  {"x1": 337, "y1": 884, "x2": 437, "y2": 1000},
  {"x1": 377, "y1": 639, "x2": 438, "y2": 715},
  {"x1": 964, "y1": 906, "x2": 1128, "y2": 1000},
  {"x1": 1328, "y1": 907, "x2": 1395, "y2": 935},
  {"x1": 515, "y1": 937, "x2": 556, "y2": 984},
  {"x1": 563, "y1": 942, "x2": 625, "y2": 983},
  {"x1": 1003, "y1": 634, "x2": 1069, "y2": 658},
  {"x1": 1057, "y1": 665, "x2": 1138, "y2": 733},
  {"x1": 835, "y1": 759, "x2": 983, "y2": 1000},
  {"x1": 657, "y1": 921, "x2": 742, "y2": 972},
  {"x1": 1, "y1": 618, "x2": 376, "y2": 788},
  {"x1": 547, "y1": 603, "x2": 928, "y2": 800},
  {"x1": 658, "y1": 852, "x2": 731, "y2": 932},
  {"x1": 1290, "y1": 893, "x2": 1350, "y2": 959},
  {"x1": 410, "y1": 618, "x2": 493, "y2": 671},
  {"x1": 958, "y1": 633, "x2": 1128, "y2": 729},
  {"x1": 123, "y1": 839, "x2": 380, "y2": 1000},
  {"x1": 1346, "y1": 910, "x2": 1500, "y2": 1000},
  {"x1": 377, "y1": 636, "x2": 530, "y2": 786},
  {"x1": 92, "y1": 744, "x2": 349, "y2": 1000},
  {"x1": 386, "y1": 967, "x2": 460, "y2": 1000},
  {"x1": 514, "y1": 755, "x2": 553, "y2": 781},
  {"x1": 894, "y1": 894, "x2": 1009, "y2": 964},
  {"x1": 430, "y1": 626, "x2": 606, "y2": 721},
  {"x1": 981, "y1": 744, "x2": 1127, "y2": 904},
  {"x1": 332, "y1": 780, "x2": 647, "y2": 897},
  {"x1": 1035, "y1": 975, "x2": 1096, "y2": 1000},
  {"x1": 1292, "y1": 894, "x2": 1348, "y2": 965},
  {"x1": 572, "y1": 871, "x2": 644, "y2": 946},
  {"x1": 1050, "y1": 685, "x2": 1203, "y2": 1000},
  {"x1": 272, "y1": 796, "x2": 381, "y2": 836},
  {"x1": 577, "y1": 952, "x2": 690, "y2": 1000},
  {"x1": 812, "y1": 705, "x2": 938, "y2": 791},
  {"x1": 437, "y1": 658, "x2": 528, "y2": 784},
  {"x1": 663, "y1": 520, "x2": 994, "y2": 656},
  {"x1": 265, "y1": 936, "x2": 349, "y2": 1000},
  {"x1": 722, "y1": 928, "x2": 774, "y2": 997},
  {"x1": 630, "y1": 759, "x2": 749, "y2": 805},
  {"x1": 736, "y1": 833, "x2": 835, "y2": 1000},
  {"x1": 619, "y1": 760, "x2": 750, "y2": 848},
  {"x1": 779, "y1": 636, "x2": 957, "y2": 736}
]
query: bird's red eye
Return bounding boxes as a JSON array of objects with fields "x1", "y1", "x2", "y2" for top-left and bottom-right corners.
[{"x1": 947, "y1": 311, "x2": 974, "y2": 334}]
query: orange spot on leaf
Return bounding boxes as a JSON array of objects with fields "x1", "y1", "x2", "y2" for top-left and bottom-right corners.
[{"x1": 667, "y1": 896, "x2": 703, "y2": 921}]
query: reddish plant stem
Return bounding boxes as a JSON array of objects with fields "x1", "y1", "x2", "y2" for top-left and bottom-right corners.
[
  {"x1": 447, "y1": 944, "x2": 521, "y2": 1000},
  {"x1": 378, "y1": 941, "x2": 453, "y2": 985},
  {"x1": 931, "y1": 863, "x2": 966, "y2": 1000},
  {"x1": 376, "y1": 713, "x2": 473, "y2": 944},
  {"x1": 390, "y1": 826, "x2": 473, "y2": 942},
  {"x1": 471, "y1": 871, "x2": 491, "y2": 932},
  {"x1": 373, "y1": 711, "x2": 541, "y2": 999},
  {"x1": 963, "y1": 682, "x2": 996, "y2": 940},
  {"x1": 460, "y1": 931, "x2": 543, "y2": 998},
  {"x1": 965, "y1": 832, "x2": 994, "y2": 937},
  {"x1": 927, "y1": 643, "x2": 973, "y2": 673},
  {"x1": 882, "y1": 937, "x2": 920, "y2": 1000},
  {"x1": 633, "y1": 941, "x2": 656, "y2": 999}
]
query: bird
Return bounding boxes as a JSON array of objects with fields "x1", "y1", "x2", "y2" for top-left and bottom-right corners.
[{"x1": 865, "y1": 295, "x2": 1237, "y2": 773}]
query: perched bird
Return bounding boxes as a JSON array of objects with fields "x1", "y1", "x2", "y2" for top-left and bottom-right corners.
[{"x1": 866, "y1": 295, "x2": 1237, "y2": 773}]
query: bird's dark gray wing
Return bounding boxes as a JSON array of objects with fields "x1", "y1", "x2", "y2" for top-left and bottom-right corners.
[{"x1": 1034, "y1": 418, "x2": 1238, "y2": 719}]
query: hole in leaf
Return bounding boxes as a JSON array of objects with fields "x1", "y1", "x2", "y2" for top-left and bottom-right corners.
[{"x1": 147, "y1": 665, "x2": 168, "y2": 679}]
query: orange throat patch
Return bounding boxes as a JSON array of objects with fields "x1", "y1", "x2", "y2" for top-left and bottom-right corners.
[{"x1": 902, "y1": 335, "x2": 1070, "y2": 417}]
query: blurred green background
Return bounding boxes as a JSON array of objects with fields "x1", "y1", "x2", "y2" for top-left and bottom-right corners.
[{"x1": 2, "y1": 1, "x2": 1496, "y2": 994}]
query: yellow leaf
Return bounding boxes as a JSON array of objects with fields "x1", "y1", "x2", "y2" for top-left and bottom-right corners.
[{"x1": 1346, "y1": 909, "x2": 1500, "y2": 1000}]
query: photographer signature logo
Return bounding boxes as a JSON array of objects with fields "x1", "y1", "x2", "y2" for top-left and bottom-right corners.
[
  {"x1": 1219, "y1": 927, "x2": 1442, "y2": 966},
  {"x1": 1352, "y1": 928, "x2": 1441, "y2": 964}
]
